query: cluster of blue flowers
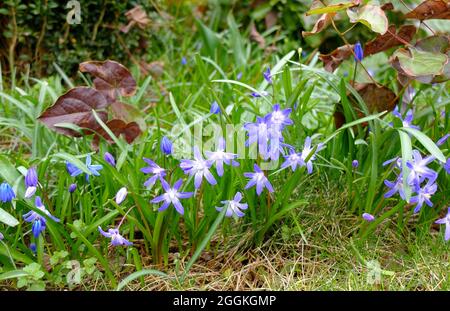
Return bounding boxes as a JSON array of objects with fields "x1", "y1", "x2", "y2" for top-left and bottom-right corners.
[{"x1": 383, "y1": 108, "x2": 450, "y2": 221}]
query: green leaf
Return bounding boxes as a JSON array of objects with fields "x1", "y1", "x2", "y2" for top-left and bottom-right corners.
[
  {"x1": 398, "y1": 130, "x2": 412, "y2": 202},
  {"x1": 0, "y1": 270, "x2": 29, "y2": 281},
  {"x1": 347, "y1": 5, "x2": 388, "y2": 34},
  {"x1": 392, "y1": 48, "x2": 448, "y2": 77},
  {"x1": 116, "y1": 269, "x2": 168, "y2": 291},
  {"x1": 0, "y1": 207, "x2": 19, "y2": 227},
  {"x1": 400, "y1": 127, "x2": 446, "y2": 163},
  {"x1": 307, "y1": 1, "x2": 356, "y2": 15}
]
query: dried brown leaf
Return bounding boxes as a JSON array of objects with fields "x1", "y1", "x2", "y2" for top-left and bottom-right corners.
[
  {"x1": 364, "y1": 25, "x2": 416, "y2": 56},
  {"x1": 319, "y1": 44, "x2": 353, "y2": 72},
  {"x1": 405, "y1": 0, "x2": 450, "y2": 20}
]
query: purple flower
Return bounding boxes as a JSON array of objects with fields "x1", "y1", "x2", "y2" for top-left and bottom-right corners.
[
  {"x1": 216, "y1": 192, "x2": 248, "y2": 217},
  {"x1": 267, "y1": 104, "x2": 293, "y2": 130},
  {"x1": 160, "y1": 136, "x2": 173, "y2": 155},
  {"x1": 410, "y1": 180, "x2": 437, "y2": 213},
  {"x1": 244, "y1": 164, "x2": 274, "y2": 196},
  {"x1": 141, "y1": 158, "x2": 166, "y2": 188},
  {"x1": 151, "y1": 179, "x2": 193, "y2": 215},
  {"x1": 263, "y1": 67, "x2": 272, "y2": 84},
  {"x1": 30, "y1": 243, "x2": 36, "y2": 253},
  {"x1": 352, "y1": 160, "x2": 359, "y2": 168},
  {"x1": 104, "y1": 152, "x2": 116, "y2": 167},
  {"x1": 354, "y1": 42, "x2": 363, "y2": 62},
  {"x1": 392, "y1": 106, "x2": 420, "y2": 130},
  {"x1": 382, "y1": 156, "x2": 402, "y2": 169},
  {"x1": 300, "y1": 137, "x2": 324, "y2": 174},
  {"x1": 244, "y1": 115, "x2": 282, "y2": 160},
  {"x1": 362, "y1": 213, "x2": 375, "y2": 222},
  {"x1": 98, "y1": 226, "x2": 132, "y2": 247},
  {"x1": 406, "y1": 150, "x2": 437, "y2": 186},
  {"x1": 210, "y1": 101, "x2": 221, "y2": 114},
  {"x1": 23, "y1": 196, "x2": 60, "y2": 238},
  {"x1": 66, "y1": 161, "x2": 82, "y2": 177},
  {"x1": 68, "y1": 183, "x2": 77, "y2": 193},
  {"x1": 384, "y1": 173, "x2": 406, "y2": 200},
  {"x1": 0, "y1": 232, "x2": 3, "y2": 240},
  {"x1": 181, "y1": 57, "x2": 187, "y2": 65},
  {"x1": 205, "y1": 138, "x2": 239, "y2": 176},
  {"x1": 115, "y1": 187, "x2": 128, "y2": 205},
  {"x1": 251, "y1": 90, "x2": 269, "y2": 98},
  {"x1": 236, "y1": 72, "x2": 243, "y2": 80},
  {"x1": 25, "y1": 167, "x2": 38, "y2": 198},
  {"x1": 85, "y1": 155, "x2": 103, "y2": 182},
  {"x1": 437, "y1": 133, "x2": 449, "y2": 146},
  {"x1": 0, "y1": 182, "x2": 15, "y2": 203},
  {"x1": 444, "y1": 159, "x2": 450, "y2": 174},
  {"x1": 180, "y1": 146, "x2": 217, "y2": 189},
  {"x1": 281, "y1": 149, "x2": 304, "y2": 172},
  {"x1": 435, "y1": 207, "x2": 450, "y2": 241}
]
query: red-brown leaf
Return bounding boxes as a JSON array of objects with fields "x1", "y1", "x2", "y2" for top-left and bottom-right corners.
[
  {"x1": 319, "y1": 44, "x2": 354, "y2": 72},
  {"x1": 38, "y1": 87, "x2": 108, "y2": 137},
  {"x1": 364, "y1": 25, "x2": 416, "y2": 56},
  {"x1": 92, "y1": 119, "x2": 141, "y2": 149},
  {"x1": 79, "y1": 60, "x2": 137, "y2": 102},
  {"x1": 405, "y1": 0, "x2": 450, "y2": 20},
  {"x1": 120, "y1": 5, "x2": 151, "y2": 33}
]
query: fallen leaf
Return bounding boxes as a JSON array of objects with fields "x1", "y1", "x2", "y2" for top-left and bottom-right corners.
[
  {"x1": 111, "y1": 101, "x2": 146, "y2": 131},
  {"x1": 120, "y1": 5, "x2": 151, "y2": 33},
  {"x1": 38, "y1": 87, "x2": 108, "y2": 137},
  {"x1": 364, "y1": 25, "x2": 416, "y2": 56},
  {"x1": 405, "y1": 0, "x2": 450, "y2": 20},
  {"x1": 302, "y1": 13, "x2": 336, "y2": 37},
  {"x1": 79, "y1": 60, "x2": 137, "y2": 102},
  {"x1": 319, "y1": 44, "x2": 354, "y2": 72},
  {"x1": 335, "y1": 83, "x2": 397, "y2": 128},
  {"x1": 250, "y1": 23, "x2": 266, "y2": 48},
  {"x1": 140, "y1": 60, "x2": 164, "y2": 78},
  {"x1": 381, "y1": 3, "x2": 394, "y2": 11}
]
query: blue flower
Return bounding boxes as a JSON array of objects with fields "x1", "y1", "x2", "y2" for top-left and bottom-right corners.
[
  {"x1": 281, "y1": 149, "x2": 304, "y2": 172},
  {"x1": 24, "y1": 167, "x2": 38, "y2": 198},
  {"x1": 251, "y1": 90, "x2": 269, "y2": 98},
  {"x1": 115, "y1": 187, "x2": 128, "y2": 205},
  {"x1": 216, "y1": 192, "x2": 248, "y2": 217},
  {"x1": 406, "y1": 150, "x2": 437, "y2": 186},
  {"x1": 104, "y1": 152, "x2": 116, "y2": 167},
  {"x1": 444, "y1": 158, "x2": 450, "y2": 174},
  {"x1": 23, "y1": 196, "x2": 60, "y2": 238},
  {"x1": 410, "y1": 179, "x2": 437, "y2": 213},
  {"x1": 437, "y1": 133, "x2": 449, "y2": 146},
  {"x1": 160, "y1": 136, "x2": 173, "y2": 155},
  {"x1": 384, "y1": 173, "x2": 406, "y2": 199},
  {"x1": 392, "y1": 106, "x2": 420, "y2": 130},
  {"x1": 236, "y1": 72, "x2": 243, "y2": 80},
  {"x1": 354, "y1": 42, "x2": 363, "y2": 62},
  {"x1": 263, "y1": 67, "x2": 272, "y2": 84},
  {"x1": 181, "y1": 57, "x2": 187, "y2": 65},
  {"x1": 352, "y1": 160, "x2": 359, "y2": 168},
  {"x1": 210, "y1": 101, "x2": 221, "y2": 114},
  {"x1": 205, "y1": 138, "x2": 239, "y2": 176},
  {"x1": 98, "y1": 226, "x2": 132, "y2": 247},
  {"x1": 0, "y1": 232, "x2": 3, "y2": 240},
  {"x1": 267, "y1": 104, "x2": 293, "y2": 130},
  {"x1": 180, "y1": 146, "x2": 217, "y2": 189},
  {"x1": 300, "y1": 137, "x2": 324, "y2": 174},
  {"x1": 151, "y1": 179, "x2": 193, "y2": 215},
  {"x1": 362, "y1": 213, "x2": 375, "y2": 222},
  {"x1": 0, "y1": 182, "x2": 15, "y2": 203},
  {"x1": 141, "y1": 158, "x2": 166, "y2": 188},
  {"x1": 244, "y1": 115, "x2": 282, "y2": 160},
  {"x1": 244, "y1": 164, "x2": 274, "y2": 196},
  {"x1": 68, "y1": 183, "x2": 77, "y2": 193},
  {"x1": 85, "y1": 155, "x2": 103, "y2": 182},
  {"x1": 435, "y1": 207, "x2": 450, "y2": 241},
  {"x1": 66, "y1": 161, "x2": 82, "y2": 177}
]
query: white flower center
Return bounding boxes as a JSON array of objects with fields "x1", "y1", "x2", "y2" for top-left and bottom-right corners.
[{"x1": 167, "y1": 189, "x2": 178, "y2": 201}]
